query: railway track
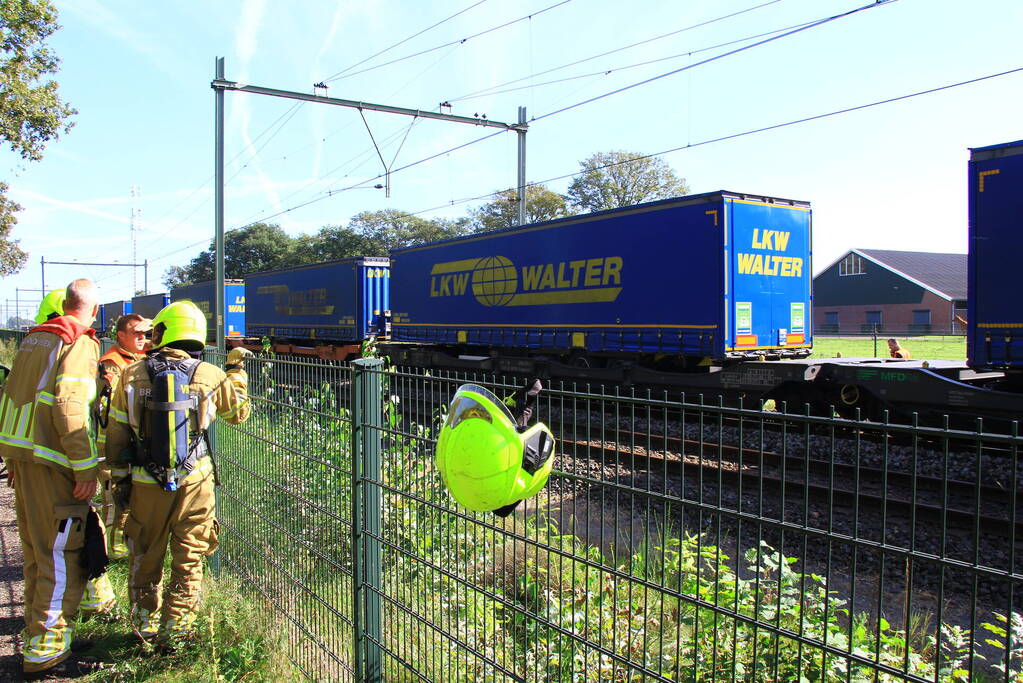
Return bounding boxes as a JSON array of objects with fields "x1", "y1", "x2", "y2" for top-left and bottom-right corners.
[{"x1": 560, "y1": 432, "x2": 1022, "y2": 541}]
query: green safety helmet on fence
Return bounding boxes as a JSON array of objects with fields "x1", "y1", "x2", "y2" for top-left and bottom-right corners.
[
  {"x1": 34, "y1": 289, "x2": 66, "y2": 325},
  {"x1": 435, "y1": 383, "x2": 555, "y2": 515},
  {"x1": 151, "y1": 300, "x2": 207, "y2": 351}
]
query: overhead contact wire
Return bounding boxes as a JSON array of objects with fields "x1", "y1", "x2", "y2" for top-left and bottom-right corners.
[
  {"x1": 323, "y1": 0, "x2": 490, "y2": 82},
  {"x1": 447, "y1": 0, "x2": 783, "y2": 103},
  {"x1": 533, "y1": 0, "x2": 899, "y2": 122},
  {"x1": 323, "y1": 0, "x2": 575, "y2": 83},
  {"x1": 409, "y1": 67, "x2": 1023, "y2": 218}
]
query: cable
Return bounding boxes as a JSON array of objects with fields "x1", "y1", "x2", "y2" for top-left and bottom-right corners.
[
  {"x1": 150, "y1": 60, "x2": 1023, "y2": 271},
  {"x1": 406, "y1": 66, "x2": 1023, "y2": 219},
  {"x1": 322, "y1": 0, "x2": 490, "y2": 82},
  {"x1": 137, "y1": 102, "x2": 306, "y2": 253},
  {"x1": 143, "y1": 126, "x2": 512, "y2": 267},
  {"x1": 323, "y1": 0, "x2": 575, "y2": 83},
  {"x1": 532, "y1": 0, "x2": 899, "y2": 123},
  {"x1": 453, "y1": 17, "x2": 820, "y2": 103},
  {"x1": 447, "y1": 0, "x2": 783, "y2": 103}
]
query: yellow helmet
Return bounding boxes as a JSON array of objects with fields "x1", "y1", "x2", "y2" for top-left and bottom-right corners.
[
  {"x1": 151, "y1": 300, "x2": 207, "y2": 351},
  {"x1": 34, "y1": 289, "x2": 66, "y2": 325},
  {"x1": 435, "y1": 383, "x2": 554, "y2": 515}
]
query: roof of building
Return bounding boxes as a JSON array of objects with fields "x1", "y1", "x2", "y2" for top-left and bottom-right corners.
[{"x1": 855, "y1": 249, "x2": 967, "y2": 301}]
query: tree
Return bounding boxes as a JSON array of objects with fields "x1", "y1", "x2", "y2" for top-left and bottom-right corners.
[
  {"x1": 470, "y1": 184, "x2": 573, "y2": 232},
  {"x1": 0, "y1": 1, "x2": 76, "y2": 276},
  {"x1": 567, "y1": 151, "x2": 688, "y2": 212},
  {"x1": 348, "y1": 210, "x2": 471, "y2": 251},
  {"x1": 163, "y1": 223, "x2": 299, "y2": 287},
  {"x1": 292, "y1": 225, "x2": 386, "y2": 263}
]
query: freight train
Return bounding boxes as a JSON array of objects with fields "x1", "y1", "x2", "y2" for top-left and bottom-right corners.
[{"x1": 91, "y1": 140, "x2": 1022, "y2": 425}]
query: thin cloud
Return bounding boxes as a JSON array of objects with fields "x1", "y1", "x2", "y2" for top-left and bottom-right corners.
[{"x1": 55, "y1": 0, "x2": 187, "y2": 86}]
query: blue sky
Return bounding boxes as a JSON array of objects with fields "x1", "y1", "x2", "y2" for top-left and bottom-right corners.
[{"x1": 1, "y1": 0, "x2": 1021, "y2": 319}]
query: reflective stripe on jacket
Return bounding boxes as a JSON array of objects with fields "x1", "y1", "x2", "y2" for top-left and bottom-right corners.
[
  {"x1": 105, "y1": 347, "x2": 251, "y2": 485},
  {"x1": 0, "y1": 316, "x2": 100, "y2": 481}
]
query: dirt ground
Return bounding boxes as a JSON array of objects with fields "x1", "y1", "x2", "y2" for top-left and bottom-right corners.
[{"x1": 0, "y1": 479, "x2": 25, "y2": 677}]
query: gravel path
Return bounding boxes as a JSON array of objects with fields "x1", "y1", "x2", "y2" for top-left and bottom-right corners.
[{"x1": 0, "y1": 480, "x2": 24, "y2": 678}]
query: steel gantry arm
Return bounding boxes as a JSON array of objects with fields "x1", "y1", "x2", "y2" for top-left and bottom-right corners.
[{"x1": 211, "y1": 57, "x2": 529, "y2": 351}]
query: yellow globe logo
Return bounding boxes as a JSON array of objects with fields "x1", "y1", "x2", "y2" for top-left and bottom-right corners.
[{"x1": 471, "y1": 255, "x2": 517, "y2": 306}]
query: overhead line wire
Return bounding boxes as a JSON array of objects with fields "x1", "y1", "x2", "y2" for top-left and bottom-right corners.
[
  {"x1": 145, "y1": 127, "x2": 510, "y2": 265},
  {"x1": 447, "y1": 0, "x2": 783, "y2": 103},
  {"x1": 532, "y1": 0, "x2": 899, "y2": 122},
  {"x1": 323, "y1": 0, "x2": 490, "y2": 82},
  {"x1": 407, "y1": 66, "x2": 1023, "y2": 218},
  {"x1": 454, "y1": 16, "x2": 821, "y2": 102},
  {"x1": 136, "y1": 102, "x2": 306, "y2": 253},
  {"x1": 323, "y1": 0, "x2": 575, "y2": 83},
  {"x1": 142, "y1": 63, "x2": 1022, "y2": 270},
  {"x1": 145, "y1": 0, "x2": 960, "y2": 271}
]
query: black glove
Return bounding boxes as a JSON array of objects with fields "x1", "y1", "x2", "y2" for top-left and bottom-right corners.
[
  {"x1": 112, "y1": 477, "x2": 132, "y2": 510},
  {"x1": 80, "y1": 508, "x2": 109, "y2": 580}
]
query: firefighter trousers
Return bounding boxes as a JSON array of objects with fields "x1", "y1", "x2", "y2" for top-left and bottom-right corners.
[
  {"x1": 10, "y1": 460, "x2": 88, "y2": 673},
  {"x1": 123, "y1": 470, "x2": 219, "y2": 637}
]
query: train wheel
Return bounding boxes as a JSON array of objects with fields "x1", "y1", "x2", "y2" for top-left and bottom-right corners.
[{"x1": 833, "y1": 383, "x2": 883, "y2": 421}]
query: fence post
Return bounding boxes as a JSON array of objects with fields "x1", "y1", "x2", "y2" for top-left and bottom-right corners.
[{"x1": 351, "y1": 357, "x2": 383, "y2": 682}]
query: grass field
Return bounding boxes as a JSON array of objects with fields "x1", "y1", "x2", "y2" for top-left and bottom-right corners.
[
  {"x1": 811, "y1": 335, "x2": 966, "y2": 361},
  {"x1": 73, "y1": 559, "x2": 298, "y2": 681}
]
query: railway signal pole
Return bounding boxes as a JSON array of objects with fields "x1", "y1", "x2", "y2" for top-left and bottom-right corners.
[{"x1": 211, "y1": 56, "x2": 530, "y2": 351}]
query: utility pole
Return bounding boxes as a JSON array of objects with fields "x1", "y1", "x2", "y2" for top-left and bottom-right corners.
[
  {"x1": 131, "y1": 185, "x2": 142, "y2": 294},
  {"x1": 214, "y1": 56, "x2": 226, "y2": 352},
  {"x1": 517, "y1": 106, "x2": 527, "y2": 226}
]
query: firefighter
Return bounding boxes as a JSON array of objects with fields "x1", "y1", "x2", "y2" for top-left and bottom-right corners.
[
  {"x1": 96, "y1": 313, "x2": 152, "y2": 560},
  {"x1": 0, "y1": 280, "x2": 108, "y2": 679},
  {"x1": 887, "y1": 338, "x2": 911, "y2": 359},
  {"x1": 31, "y1": 293, "x2": 120, "y2": 618},
  {"x1": 104, "y1": 300, "x2": 252, "y2": 643}
]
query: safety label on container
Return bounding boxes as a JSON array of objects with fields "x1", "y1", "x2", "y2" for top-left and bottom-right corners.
[
  {"x1": 790, "y1": 302, "x2": 805, "y2": 333},
  {"x1": 736, "y1": 302, "x2": 752, "y2": 335}
]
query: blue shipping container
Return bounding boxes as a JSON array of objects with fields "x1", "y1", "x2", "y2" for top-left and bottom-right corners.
[
  {"x1": 968, "y1": 139, "x2": 1023, "y2": 372},
  {"x1": 170, "y1": 279, "x2": 246, "y2": 339},
  {"x1": 99, "y1": 300, "x2": 132, "y2": 334},
  {"x1": 244, "y1": 257, "x2": 390, "y2": 342},
  {"x1": 389, "y1": 191, "x2": 812, "y2": 359},
  {"x1": 131, "y1": 293, "x2": 171, "y2": 320}
]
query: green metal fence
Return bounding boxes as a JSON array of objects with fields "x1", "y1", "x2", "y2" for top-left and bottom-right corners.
[{"x1": 208, "y1": 352, "x2": 1022, "y2": 682}]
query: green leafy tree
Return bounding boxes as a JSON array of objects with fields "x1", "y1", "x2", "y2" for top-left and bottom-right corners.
[
  {"x1": 162, "y1": 223, "x2": 300, "y2": 287},
  {"x1": 292, "y1": 225, "x2": 386, "y2": 263},
  {"x1": 567, "y1": 150, "x2": 688, "y2": 212},
  {"x1": 470, "y1": 184, "x2": 573, "y2": 232},
  {"x1": 348, "y1": 209, "x2": 471, "y2": 251},
  {"x1": 0, "y1": 1, "x2": 76, "y2": 275}
]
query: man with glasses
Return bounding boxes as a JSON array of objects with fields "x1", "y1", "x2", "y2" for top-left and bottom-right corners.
[{"x1": 96, "y1": 314, "x2": 151, "y2": 560}]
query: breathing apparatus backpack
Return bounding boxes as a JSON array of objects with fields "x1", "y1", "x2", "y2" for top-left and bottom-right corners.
[{"x1": 138, "y1": 356, "x2": 214, "y2": 492}]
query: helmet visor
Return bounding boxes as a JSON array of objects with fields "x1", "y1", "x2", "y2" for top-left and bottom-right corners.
[{"x1": 444, "y1": 384, "x2": 515, "y2": 430}]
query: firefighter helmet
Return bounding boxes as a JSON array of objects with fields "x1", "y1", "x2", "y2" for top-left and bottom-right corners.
[
  {"x1": 34, "y1": 289, "x2": 67, "y2": 325},
  {"x1": 151, "y1": 300, "x2": 207, "y2": 351},
  {"x1": 435, "y1": 383, "x2": 554, "y2": 514}
]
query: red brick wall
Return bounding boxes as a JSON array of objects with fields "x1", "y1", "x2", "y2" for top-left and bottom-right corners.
[{"x1": 814, "y1": 290, "x2": 955, "y2": 334}]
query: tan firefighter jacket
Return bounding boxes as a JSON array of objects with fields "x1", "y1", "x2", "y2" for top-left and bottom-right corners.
[
  {"x1": 105, "y1": 347, "x2": 251, "y2": 485},
  {"x1": 0, "y1": 315, "x2": 101, "y2": 481}
]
